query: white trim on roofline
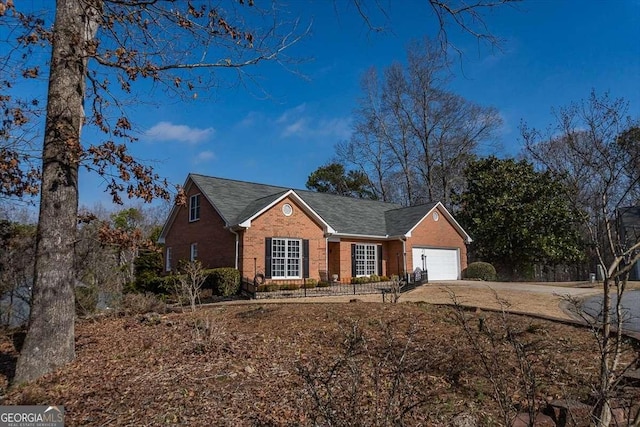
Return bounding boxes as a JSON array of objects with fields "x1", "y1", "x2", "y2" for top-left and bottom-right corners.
[
  {"x1": 157, "y1": 176, "x2": 194, "y2": 244},
  {"x1": 327, "y1": 232, "x2": 406, "y2": 241},
  {"x1": 404, "y1": 201, "x2": 472, "y2": 243},
  {"x1": 157, "y1": 174, "x2": 235, "y2": 244},
  {"x1": 237, "y1": 190, "x2": 336, "y2": 234}
]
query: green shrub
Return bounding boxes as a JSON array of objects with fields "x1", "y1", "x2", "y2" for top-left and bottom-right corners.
[
  {"x1": 205, "y1": 268, "x2": 241, "y2": 297},
  {"x1": 302, "y1": 280, "x2": 317, "y2": 289},
  {"x1": 317, "y1": 281, "x2": 331, "y2": 288},
  {"x1": 133, "y1": 250, "x2": 165, "y2": 293},
  {"x1": 369, "y1": 274, "x2": 380, "y2": 283},
  {"x1": 257, "y1": 283, "x2": 280, "y2": 292},
  {"x1": 279, "y1": 283, "x2": 300, "y2": 291},
  {"x1": 379, "y1": 275, "x2": 390, "y2": 282},
  {"x1": 463, "y1": 262, "x2": 497, "y2": 281}
]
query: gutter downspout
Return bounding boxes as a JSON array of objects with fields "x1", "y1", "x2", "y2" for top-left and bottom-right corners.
[
  {"x1": 229, "y1": 228, "x2": 240, "y2": 270},
  {"x1": 401, "y1": 238, "x2": 407, "y2": 282},
  {"x1": 325, "y1": 236, "x2": 329, "y2": 282}
]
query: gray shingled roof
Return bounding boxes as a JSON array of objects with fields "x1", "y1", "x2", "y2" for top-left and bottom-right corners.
[{"x1": 189, "y1": 174, "x2": 441, "y2": 237}]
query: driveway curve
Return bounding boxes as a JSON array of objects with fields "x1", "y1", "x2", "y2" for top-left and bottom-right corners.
[
  {"x1": 396, "y1": 280, "x2": 602, "y2": 321},
  {"x1": 222, "y1": 280, "x2": 610, "y2": 323},
  {"x1": 582, "y1": 290, "x2": 640, "y2": 333}
]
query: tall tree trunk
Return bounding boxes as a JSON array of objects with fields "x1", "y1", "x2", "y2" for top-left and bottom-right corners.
[{"x1": 14, "y1": 0, "x2": 98, "y2": 384}]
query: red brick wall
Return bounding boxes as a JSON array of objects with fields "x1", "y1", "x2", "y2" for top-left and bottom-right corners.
[
  {"x1": 330, "y1": 239, "x2": 395, "y2": 283},
  {"x1": 328, "y1": 241, "x2": 341, "y2": 280},
  {"x1": 241, "y1": 197, "x2": 326, "y2": 283},
  {"x1": 405, "y1": 206, "x2": 468, "y2": 272},
  {"x1": 163, "y1": 183, "x2": 236, "y2": 271},
  {"x1": 386, "y1": 240, "x2": 405, "y2": 277}
]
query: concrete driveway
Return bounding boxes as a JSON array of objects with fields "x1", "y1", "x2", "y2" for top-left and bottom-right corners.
[
  {"x1": 228, "y1": 280, "x2": 607, "y2": 322},
  {"x1": 216, "y1": 280, "x2": 640, "y2": 340},
  {"x1": 395, "y1": 280, "x2": 603, "y2": 321}
]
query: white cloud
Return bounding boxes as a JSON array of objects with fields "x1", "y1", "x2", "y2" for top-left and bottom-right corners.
[
  {"x1": 237, "y1": 112, "x2": 262, "y2": 128},
  {"x1": 145, "y1": 121, "x2": 214, "y2": 144},
  {"x1": 282, "y1": 118, "x2": 308, "y2": 137},
  {"x1": 276, "y1": 103, "x2": 307, "y2": 124},
  {"x1": 317, "y1": 117, "x2": 352, "y2": 140},
  {"x1": 279, "y1": 114, "x2": 351, "y2": 141},
  {"x1": 195, "y1": 150, "x2": 215, "y2": 163}
]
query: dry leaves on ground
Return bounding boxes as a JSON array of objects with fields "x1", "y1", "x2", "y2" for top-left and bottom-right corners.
[{"x1": 0, "y1": 302, "x2": 637, "y2": 426}]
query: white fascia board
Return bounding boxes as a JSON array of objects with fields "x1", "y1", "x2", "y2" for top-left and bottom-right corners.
[
  {"x1": 237, "y1": 190, "x2": 335, "y2": 233},
  {"x1": 327, "y1": 232, "x2": 394, "y2": 241},
  {"x1": 159, "y1": 174, "x2": 237, "y2": 243},
  {"x1": 158, "y1": 175, "x2": 195, "y2": 244},
  {"x1": 405, "y1": 202, "x2": 473, "y2": 244}
]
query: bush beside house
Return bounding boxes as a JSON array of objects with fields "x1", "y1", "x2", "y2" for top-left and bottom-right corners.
[
  {"x1": 463, "y1": 262, "x2": 497, "y2": 281},
  {"x1": 203, "y1": 267, "x2": 241, "y2": 297}
]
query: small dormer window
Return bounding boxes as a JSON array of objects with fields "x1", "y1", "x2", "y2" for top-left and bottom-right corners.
[{"x1": 189, "y1": 194, "x2": 201, "y2": 222}]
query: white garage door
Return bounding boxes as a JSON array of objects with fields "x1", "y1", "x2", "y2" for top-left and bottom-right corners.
[{"x1": 412, "y1": 248, "x2": 459, "y2": 281}]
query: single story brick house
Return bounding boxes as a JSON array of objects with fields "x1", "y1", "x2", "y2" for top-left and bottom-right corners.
[{"x1": 158, "y1": 174, "x2": 472, "y2": 284}]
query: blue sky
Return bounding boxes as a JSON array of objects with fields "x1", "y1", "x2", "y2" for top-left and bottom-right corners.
[{"x1": 9, "y1": 1, "x2": 640, "y2": 210}]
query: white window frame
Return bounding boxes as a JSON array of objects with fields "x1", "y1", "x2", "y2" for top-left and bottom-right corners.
[
  {"x1": 355, "y1": 243, "x2": 377, "y2": 277},
  {"x1": 190, "y1": 242, "x2": 198, "y2": 261},
  {"x1": 165, "y1": 247, "x2": 172, "y2": 272},
  {"x1": 189, "y1": 194, "x2": 201, "y2": 222},
  {"x1": 271, "y1": 238, "x2": 301, "y2": 279}
]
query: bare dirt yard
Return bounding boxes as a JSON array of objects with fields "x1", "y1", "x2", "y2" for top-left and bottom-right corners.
[{"x1": 1, "y1": 296, "x2": 638, "y2": 426}]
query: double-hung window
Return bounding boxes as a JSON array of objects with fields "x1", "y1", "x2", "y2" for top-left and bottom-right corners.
[
  {"x1": 165, "y1": 247, "x2": 172, "y2": 272},
  {"x1": 189, "y1": 194, "x2": 201, "y2": 222},
  {"x1": 190, "y1": 243, "x2": 198, "y2": 261},
  {"x1": 271, "y1": 238, "x2": 301, "y2": 279},
  {"x1": 354, "y1": 243, "x2": 377, "y2": 276}
]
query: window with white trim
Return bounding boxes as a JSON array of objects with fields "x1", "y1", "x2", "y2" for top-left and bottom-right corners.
[
  {"x1": 355, "y1": 243, "x2": 377, "y2": 276},
  {"x1": 189, "y1": 194, "x2": 201, "y2": 222},
  {"x1": 165, "y1": 247, "x2": 172, "y2": 272},
  {"x1": 271, "y1": 238, "x2": 301, "y2": 279},
  {"x1": 190, "y1": 242, "x2": 198, "y2": 261}
]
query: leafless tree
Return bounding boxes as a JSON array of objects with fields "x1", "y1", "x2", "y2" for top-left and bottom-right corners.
[
  {"x1": 340, "y1": 38, "x2": 502, "y2": 206},
  {"x1": 522, "y1": 91, "x2": 640, "y2": 427},
  {"x1": 350, "y1": 0, "x2": 518, "y2": 55},
  {"x1": 175, "y1": 260, "x2": 207, "y2": 314},
  {"x1": 338, "y1": 68, "x2": 395, "y2": 202},
  {"x1": 297, "y1": 319, "x2": 430, "y2": 426}
]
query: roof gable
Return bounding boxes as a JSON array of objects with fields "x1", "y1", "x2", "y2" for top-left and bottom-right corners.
[
  {"x1": 404, "y1": 202, "x2": 472, "y2": 243},
  {"x1": 237, "y1": 189, "x2": 335, "y2": 233}
]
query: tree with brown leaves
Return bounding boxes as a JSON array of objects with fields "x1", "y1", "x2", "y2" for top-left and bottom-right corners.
[{"x1": 3, "y1": 0, "x2": 304, "y2": 384}]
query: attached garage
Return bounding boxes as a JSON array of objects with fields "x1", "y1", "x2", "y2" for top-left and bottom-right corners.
[{"x1": 411, "y1": 247, "x2": 460, "y2": 281}]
